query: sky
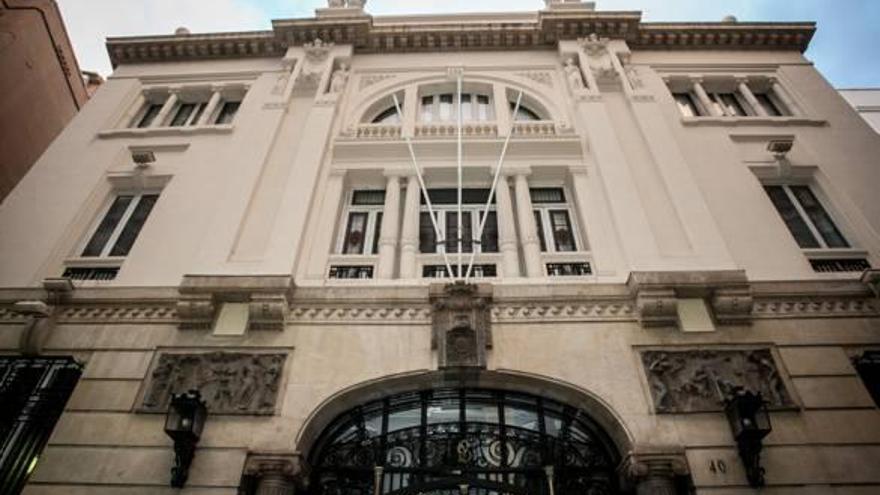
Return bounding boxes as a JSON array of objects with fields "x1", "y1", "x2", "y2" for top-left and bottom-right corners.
[{"x1": 56, "y1": 0, "x2": 880, "y2": 88}]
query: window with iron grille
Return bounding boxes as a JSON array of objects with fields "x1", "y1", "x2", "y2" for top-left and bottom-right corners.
[
  {"x1": 418, "y1": 189, "x2": 497, "y2": 255},
  {"x1": 0, "y1": 357, "x2": 82, "y2": 494},
  {"x1": 422, "y1": 264, "x2": 497, "y2": 279}
]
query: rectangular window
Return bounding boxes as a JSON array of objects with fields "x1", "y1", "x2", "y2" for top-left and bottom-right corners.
[
  {"x1": 764, "y1": 185, "x2": 849, "y2": 249},
  {"x1": 460, "y1": 94, "x2": 472, "y2": 121},
  {"x1": 422, "y1": 264, "x2": 496, "y2": 278},
  {"x1": 135, "y1": 103, "x2": 163, "y2": 128},
  {"x1": 421, "y1": 96, "x2": 434, "y2": 122},
  {"x1": 215, "y1": 101, "x2": 241, "y2": 124},
  {"x1": 328, "y1": 265, "x2": 374, "y2": 279},
  {"x1": 546, "y1": 262, "x2": 592, "y2": 276},
  {"x1": 339, "y1": 190, "x2": 385, "y2": 256},
  {"x1": 81, "y1": 194, "x2": 159, "y2": 258},
  {"x1": 673, "y1": 93, "x2": 700, "y2": 117},
  {"x1": 531, "y1": 188, "x2": 579, "y2": 253},
  {"x1": 476, "y1": 94, "x2": 491, "y2": 121},
  {"x1": 418, "y1": 189, "x2": 496, "y2": 254},
  {"x1": 439, "y1": 94, "x2": 453, "y2": 121}
]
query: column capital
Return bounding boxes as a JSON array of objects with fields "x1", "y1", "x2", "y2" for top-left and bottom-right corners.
[
  {"x1": 506, "y1": 166, "x2": 532, "y2": 178},
  {"x1": 567, "y1": 164, "x2": 589, "y2": 176},
  {"x1": 243, "y1": 451, "x2": 304, "y2": 479},
  {"x1": 328, "y1": 168, "x2": 348, "y2": 178},
  {"x1": 619, "y1": 446, "x2": 689, "y2": 493},
  {"x1": 383, "y1": 168, "x2": 410, "y2": 179}
]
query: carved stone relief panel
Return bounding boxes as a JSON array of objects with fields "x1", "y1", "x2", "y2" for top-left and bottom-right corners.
[
  {"x1": 142, "y1": 352, "x2": 286, "y2": 415},
  {"x1": 640, "y1": 348, "x2": 795, "y2": 413},
  {"x1": 430, "y1": 282, "x2": 492, "y2": 370}
]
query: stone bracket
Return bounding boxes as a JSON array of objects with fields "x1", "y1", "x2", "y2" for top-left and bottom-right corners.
[
  {"x1": 243, "y1": 451, "x2": 305, "y2": 495},
  {"x1": 176, "y1": 275, "x2": 294, "y2": 331},
  {"x1": 430, "y1": 282, "x2": 493, "y2": 370},
  {"x1": 619, "y1": 446, "x2": 689, "y2": 494},
  {"x1": 628, "y1": 270, "x2": 753, "y2": 328}
]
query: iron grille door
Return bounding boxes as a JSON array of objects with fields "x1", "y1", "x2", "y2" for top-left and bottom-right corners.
[{"x1": 0, "y1": 357, "x2": 82, "y2": 494}]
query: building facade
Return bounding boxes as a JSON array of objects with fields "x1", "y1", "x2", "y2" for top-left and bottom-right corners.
[
  {"x1": 0, "y1": 0, "x2": 92, "y2": 202},
  {"x1": 840, "y1": 88, "x2": 880, "y2": 134},
  {"x1": 0, "y1": 1, "x2": 879, "y2": 494}
]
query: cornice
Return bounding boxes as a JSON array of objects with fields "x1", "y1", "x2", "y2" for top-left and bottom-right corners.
[{"x1": 106, "y1": 10, "x2": 815, "y2": 67}]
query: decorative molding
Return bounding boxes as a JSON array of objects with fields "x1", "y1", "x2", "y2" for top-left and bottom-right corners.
[
  {"x1": 57, "y1": 304, "x2": 177, "y2": 323},
  {"x1": 620, "y1": 447, "x2": 689, "y2": 494},
  {"x1": 106, "y1": 13, "x2": 814, "y2": 67},
  {"x1": 752, "y1": 297, "x2": 878, "y2": 319},
  {"x1": 0, "y1": 306, "x2": 27, "y2": 323},
  {"x1": 640, "y1": 348, "x2": 796, "y2": 413},
  {"x1": 516, "y1": 71, "x2": 553, "y2": 87},
  {"x1": 289, "y1": 304, "x2": 430, "y2": 323},
  {"x1": 142, "y1": 351, "x2": 287, "y2": 415},
  {"x1": 359, "y1": 73, "x2": 396, "y2": 89},
  {"x1": 491, "y1": 300, "x2": 635, "y2": 322},
  {"x1": 177, "y1": 275, "x2": 294, "y2": 331},
  {"x1": 430, "y1": 283, "x2": 492, "y2": 370}
]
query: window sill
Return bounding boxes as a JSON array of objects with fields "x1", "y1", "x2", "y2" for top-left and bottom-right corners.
[
  {"x1": 97, "y1": 125, "x2": 234, "y2": 139},
  {"x1": 802, "y1": 248, "x2": 869, "y2": 259},
  {"x1": 681, "y1": 116, "x2": 826, "y2": 127}
]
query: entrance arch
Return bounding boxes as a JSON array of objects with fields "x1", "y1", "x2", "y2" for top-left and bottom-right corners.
[{"x1": 300, "y1": 371, "x2": 632, "y2": 495}]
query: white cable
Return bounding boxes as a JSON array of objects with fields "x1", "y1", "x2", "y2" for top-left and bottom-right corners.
[
  {"x1": 456, "y1": 72, "x2": 464, "y2": 280},
  {"x1": 464, "y1": 90, "x2": 524, "y2": 282}
]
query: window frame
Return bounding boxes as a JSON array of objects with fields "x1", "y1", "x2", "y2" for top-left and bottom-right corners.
[
  {"x1": 336, "y1": 190, "x2": 385, "y2": 256},
  {"x1": 77, "y1": 192, "x2": 161, "y2": 259},
  {"x1": 418, "y1": 92, "x2": 495, "y2": 123},
  {"x1": 418, "y1": 189, "x2": 498, "y2": 255},
  {"x1": 763, "y1": 183, "x2": 851, "y2": 250},
  {"x1": 530, "y1": 186, "x2": 582, "y2": 254}
]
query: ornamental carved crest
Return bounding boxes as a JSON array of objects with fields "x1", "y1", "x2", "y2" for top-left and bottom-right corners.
[
  {"x1": 430, "y1": 282, "x2": 492, "y2": 369},
  {"x1": 640, "y1": 348, "x2": 795, "y2": 413},
  {"x1": 142, "y1": 352, "x2": 286, "y2": 415}
]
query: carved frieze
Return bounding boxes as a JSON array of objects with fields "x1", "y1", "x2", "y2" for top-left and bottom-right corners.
[
  {"x1": 640, "y1": 348, "x2": 795, "y2": 413},
  {"x1": 142, "y1": 352, "x2": 286, "y2": 415},
  {"x1": 430, "y1": 282, "x2": 492, "y2": 370}
]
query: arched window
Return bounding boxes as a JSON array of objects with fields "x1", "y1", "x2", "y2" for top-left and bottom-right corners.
[
  {"x1": 509, "y1": 101, "x2": 542, "y2": 121},
  {"x1": 309, "y1": 388, "x2": 621, "y2": 495},
  {"x1": 420, "y1": 93, "x2": 494, "y2": 123},
  {"x1": 372, "y1": 107, "x2": 401, "y2": 124}
]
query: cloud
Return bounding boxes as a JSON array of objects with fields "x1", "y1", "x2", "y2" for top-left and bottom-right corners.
[{"x1": 56, "y1": 0, "x2": 270, "y2": 76}]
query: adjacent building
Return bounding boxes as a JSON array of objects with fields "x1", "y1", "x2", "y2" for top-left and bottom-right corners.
[
  {"x1": 840, "y1": 88, "x2": 880, "y2": 133},
  {"x1": 0, "y1": 1, "x2": 879, "y2": 494},
  {"x1": 0, "y1": 0, "x2": 92, "y2": 202}
]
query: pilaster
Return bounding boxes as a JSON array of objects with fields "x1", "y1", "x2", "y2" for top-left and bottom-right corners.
[
  {"x1": 399, "y1": 174, "x2": 421, "y2": 279},
  {"x1": 620, "y1": 447, "x2": 689, "y2": 495}
]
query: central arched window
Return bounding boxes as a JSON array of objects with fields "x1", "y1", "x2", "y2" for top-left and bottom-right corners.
[{"x1": 309, "y1": 388, "x2": 621, "y2": 495}]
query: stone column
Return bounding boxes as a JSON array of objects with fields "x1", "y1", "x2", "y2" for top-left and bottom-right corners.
[
  {"x1": 691, "y1": 79, "x2": 720, "y2": 117},
  {"x1": 377, "y1": 172, "x2": 402, "y2": 279},
  {"x1": 736, "y1": 78, "x2": 767, "y2": 116},
  {"x1": 399, "y1": 174, "x2": 421, "y2": 279},
  {"x1": 243, "y1": 453, "x2": 301, "y2": 495},
  {"x1": 492, "y1": 82, "x2": 511, "y2": 135},
  {"x1": 513, "y1": 169, "x2": 543, "y2": 277},
  {"x1": 620, "y1": 448, "x2": 689, "y2": 495},
  {"x1": 494, "y1": 172, "x2": 520, "y2": 277},
  {"x1": 198, "y1": 89, "x2": 223, "y2": 125},
  {"x1": 151, "y1": 89, "x2": 179, "y2": 128},
  {"x1": 769, "y1": 78, "x2": 800, "y2": 116}
]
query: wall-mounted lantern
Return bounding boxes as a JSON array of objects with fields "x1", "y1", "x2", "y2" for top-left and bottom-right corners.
[
  {"x1": 724, "y1": 388, "x2": 772, "y2": 487},
  {"x1": 164, "y1": 389, "x2": 207, "y2": 487}
]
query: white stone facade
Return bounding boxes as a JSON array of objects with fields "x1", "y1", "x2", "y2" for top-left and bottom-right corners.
[{"x1": 0, "y1": 1, "x2": 879, "y2": 494}]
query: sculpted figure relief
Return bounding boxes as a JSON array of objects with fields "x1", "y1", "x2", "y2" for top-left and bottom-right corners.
[
  {"x1": 640, "y1": 348, "x2": 794, "y2": 413},
  {"x1": 563, "y1": 58, "x2": 585, "y2": 91},
  {"x1": 142, "y1": 352, "x2": 286, "y2": 414},
  {"x1": 329, "y1": 63, "x2": 350, "y2": 93}
]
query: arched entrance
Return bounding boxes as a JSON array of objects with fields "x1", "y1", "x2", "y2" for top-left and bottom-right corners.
[{"x1": 308, "y1": 387, "x2": 623, "y2": 495}]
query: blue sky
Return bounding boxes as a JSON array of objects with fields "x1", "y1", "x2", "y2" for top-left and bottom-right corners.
[{"x1": 58, "y1": 0, "x2": 880, "y2": 88}]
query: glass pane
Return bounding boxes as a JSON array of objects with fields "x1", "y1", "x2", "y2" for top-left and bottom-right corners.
[
  {"x1": 439, "y1": 94, "x2": 453, "y2": 121},
  {"x1": 764, "y1": 186, "x2": 820, "y2": 248},
  {"x1": 445, "y1": 211, "x2": 473, "y2": 253},
  {"x1": 480, "y1": 211, "x2": 498, "y2": 253},
  {"x1": 529, "y1": 187, "x2": 565, "y2": 204},
  {"x1": 372, "y1": 107, "x2": 400, "y2": 124},
  {"x1": 82, "y1": 196, "x2": 133, "y2": 256},
  {"x1": 352, "y1": 190, "x2": 386, "y2": 205},
  {"x1": 419, "y1": 212, "x2": 436, "y2": 253},
  {"x1": 215, "y1": 101, "x2": 240, "y2": 124},
  {"x1": 343, "y1": 212, "x2": 368, "y2": 254},
  {"x1": 421, "y1": 95, "x2": 433, "y2": 122},
  {"x1": 510, "y1": 102, "x2": 540, "y2": 121},
  {"x1": 550, "y1": 210, "x2": 576, "y2": 252},
  {"x1": 476, "y1": 94, "x2": 490, "y2": 121},
  {"x1": 136, "y1": 104, "x2": 163, "y2": 128},
  {"x1": 423, "y1": 189, "x2": 492, "y2": 205},
  {"x1": 189, "y1": 102, "x2": 207, "y2": 125},
  {"x1": 789, "y1": 186, "x2": 849, "y2": 248},
  {"x1": 755, "y1": 93, "x2": 783, "y2": 117},
  {"x1": 718, "y1": 93, "x2": 746, "y2": 116},
  {"x1": 109, "y1": 195, "x2": 158, "y2": 256},
  {"x1": 372, "y1": 212, "x2": 383, "y2": 255},
  {"x1": 388, "y1": 407, "x2": 421, "y2": 432},
  {"x1": 169, "y1": 103, "x2": 195, "y2": 127},
  {"x1": 426, "y1": 398, "x2": 459, "y2": 424},
  {"x1": 460, "y1": 93, "x2": 472, "y2": 121},
  {"x1": 504, "y1": 405, "x2": 538, "y2": 431},
  {"x1": 466, "y1": 402, "x2": 498, "y2": 424},
  {"x1": 533, "y1": 210, "x2": 547, "y2": 252}
]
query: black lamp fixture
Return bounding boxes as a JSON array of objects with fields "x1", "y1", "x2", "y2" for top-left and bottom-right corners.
[
  {"x1": 724, "y1": 387, "x2": 772, "y2": 487},
  {"x1": 164, "y1": 389, "x2": 208, "y2": 487}
]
